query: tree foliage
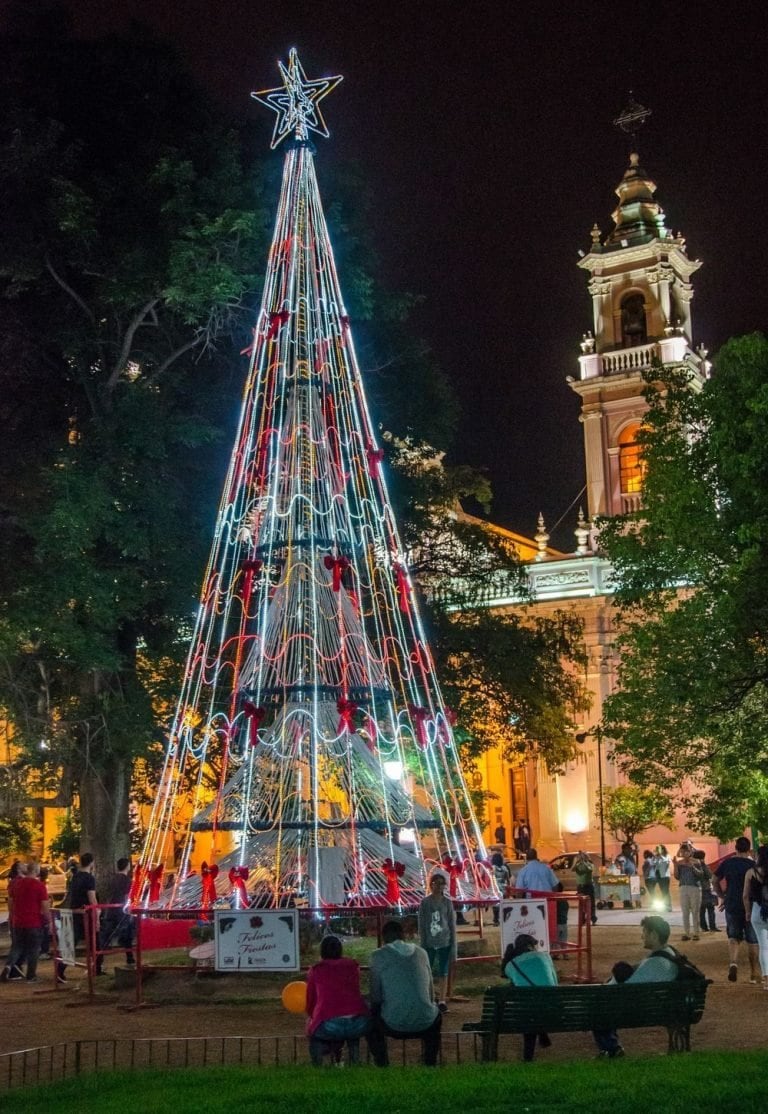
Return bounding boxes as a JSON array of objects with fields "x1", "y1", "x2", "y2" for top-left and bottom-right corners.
[
  {"x1": 0, "y1": 21, "x2": 272, "y2": 870},
  {"x1": 385, "y1": 441, "x2": 588, "y2": 773},
  {"x1": 600, "y1": 337, "x2": 768, "y2": 838},
  {"x1": 600, "y1": 785, "x2": 674, "y2": 847}
]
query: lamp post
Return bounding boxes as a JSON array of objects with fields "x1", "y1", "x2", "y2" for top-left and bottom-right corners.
[{"x1": 576, "y1": 727, "x2": 607, "y2": 865}]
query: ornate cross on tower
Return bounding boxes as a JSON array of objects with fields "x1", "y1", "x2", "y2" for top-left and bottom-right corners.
[{"x1": 612, "y1": 94, "x2": 652, "y2": 148}]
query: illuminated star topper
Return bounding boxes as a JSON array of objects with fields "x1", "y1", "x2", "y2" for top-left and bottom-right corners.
[{"x1": 252, "y1": 48, "x2": 343, "y2": 149}]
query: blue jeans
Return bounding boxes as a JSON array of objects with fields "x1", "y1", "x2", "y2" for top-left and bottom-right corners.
[
  {"x1": 6, "y1": 926, "x2": 42, "y2": 980},
  {"x1": 309, "y1": 1015, "x2": 369, "y2": 1065},
  {"x1": 425, "y1": 945, "x2": 452, "y2": 978}
]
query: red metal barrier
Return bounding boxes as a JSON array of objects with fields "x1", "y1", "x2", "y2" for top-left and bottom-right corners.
[{"x1": 53, "y1": 896, "x2": 590, "y2": 1008}]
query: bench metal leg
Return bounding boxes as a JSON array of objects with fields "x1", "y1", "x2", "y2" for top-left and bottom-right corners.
[
  {"x1": 481, "y1": 1033, "x2": 499, "y2": 1062},
  {"x1": 667, "y1": 1024, "x2": 691, "y2": 1053}
]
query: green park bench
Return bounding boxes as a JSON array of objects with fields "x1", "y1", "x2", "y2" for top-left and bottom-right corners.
[{"x1": 462, "y1": 980, "x2": 712, "y2": 1061}]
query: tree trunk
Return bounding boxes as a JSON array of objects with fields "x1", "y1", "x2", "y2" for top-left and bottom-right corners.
[{"x1": 78, "y1": 760, "x2": 131, "y2": 894}]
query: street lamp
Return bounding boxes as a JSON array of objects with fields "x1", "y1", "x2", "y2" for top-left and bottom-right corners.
[{"x1": 576, "y1": 726, "x2": 607, "y2": 865}]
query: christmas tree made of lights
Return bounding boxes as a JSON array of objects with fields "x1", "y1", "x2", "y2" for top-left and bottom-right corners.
[{"x1": 136, "y1": 51, "x2": 493, "y2": 911}]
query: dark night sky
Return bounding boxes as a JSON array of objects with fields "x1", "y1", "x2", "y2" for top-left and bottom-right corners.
[{"x1": 36, "y1": 2, "x2": 768, "y2": 544}]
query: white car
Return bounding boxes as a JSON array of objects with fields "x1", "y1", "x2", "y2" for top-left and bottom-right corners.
[{"x1": 0, "y1": 862, "x2": 69, "y2": 901}]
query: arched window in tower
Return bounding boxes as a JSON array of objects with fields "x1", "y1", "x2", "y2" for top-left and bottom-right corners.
[
  {"x1": 618, "y1": 422, "x2": 645, "y2": 495},
  {"x1": 620, "y1": 292, "x2": 647, "y2": 347}
]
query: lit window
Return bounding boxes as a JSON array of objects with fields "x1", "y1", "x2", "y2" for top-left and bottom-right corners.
[{"x1": 618, "y1": 423, "x2": 645, "y2": 494}]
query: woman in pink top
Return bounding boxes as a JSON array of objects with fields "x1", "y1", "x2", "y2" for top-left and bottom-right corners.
[{"x1": 306, "y1": 935, "x2": 369, "y2": 1065}]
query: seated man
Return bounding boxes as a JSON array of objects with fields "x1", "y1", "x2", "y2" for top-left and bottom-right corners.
[
  {"x1": 367, "y1": 919, "x2": 442, "y2": 1067},
  {"x1": 594, "y1": 915, "x2": 679, "y2": 1058}
]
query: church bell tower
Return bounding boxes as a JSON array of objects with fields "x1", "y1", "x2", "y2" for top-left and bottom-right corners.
[{"x1": 570, "y1": 106, "x2": 708, "y2": 520}]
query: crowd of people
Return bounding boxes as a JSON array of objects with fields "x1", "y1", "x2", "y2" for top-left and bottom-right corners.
[
  {"x1": 3, "y1": 837, "x2": 768, "y2": 1066},
  {"x1": 302, "y1": 837, "x2": 768, "y2": 1066},
  {"x1": 1, "y1": 853, "x2": 135, "y2": 983}
]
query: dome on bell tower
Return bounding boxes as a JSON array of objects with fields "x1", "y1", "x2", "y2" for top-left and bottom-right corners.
[{"x1": 603, "y1": 151, "x2": 668, "y2": 249}]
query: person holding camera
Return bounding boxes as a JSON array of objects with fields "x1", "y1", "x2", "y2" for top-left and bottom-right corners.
[
  {"x1": 573, "y1": 851, "x2": 597, "y2": 926},
  {"x1": 674, "y1": 841, "x2": 703, "y2": 941}
]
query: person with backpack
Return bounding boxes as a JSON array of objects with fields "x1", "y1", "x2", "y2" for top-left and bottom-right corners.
[
  {"x1": 743, "y1": 844, "x2": 768, "y2": 991},
  {"x1": 592, "y1": 916, "x2": 705, "y2": 1058}
]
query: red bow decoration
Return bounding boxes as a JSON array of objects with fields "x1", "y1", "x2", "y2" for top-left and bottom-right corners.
[
  {"x1": 240, "y1": 328, "x2": 257, "y2": 358},
  {"x1": 366, "y1": 445, "x2": 385, "y2": 475},
  {"x1": 267, "y1": 309, "x2": 291, "y2": 339},
  {"x1": 324, "y1": 554, "x2": 350, "y2": 592},
  {"x1": 394, "y1": 564, "x2": 411, "y2": 613},
  {"x1": 441, "y1": 856, "x2": 465, "y2": 898},
  {"x1": 337, "y1": 697, "x2": 358, "y2": 735},
  {"x1": 229, "y1": 866, "x2": 249, "y2": 906},
  {"x1": 382, "y1": 857, "x2": 406, "y2": 904},
  {"x1": 409, "y1": 704, "x2": 430, "y2": 749},
  {"x1": 201, "y1": 862, "x2": 219, "y2": 908},
  {"x1": 241, "y1": 558, "x2": 263, "y2": 608},
  {"x1": 340, "y1": 314, "x2": 351, "y2": 334},
  {"x1": 148, "y1": 865, "x2": 164, "y2": 903},
  {"x1": 242, "y1": 701, "x2": 266, "y2": 747}
]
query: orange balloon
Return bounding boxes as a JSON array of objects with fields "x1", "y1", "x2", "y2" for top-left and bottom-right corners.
[{"x1": 281, "y1": 980, "x2": 307, "y2": 1014}]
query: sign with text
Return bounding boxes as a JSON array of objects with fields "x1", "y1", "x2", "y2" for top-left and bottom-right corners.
[
  {"x1": 499, "y1": 899, "x2": 550, "y2": 955},
  {"x1": 214, "y1": 909, "x2": 299, "y2": 972}
]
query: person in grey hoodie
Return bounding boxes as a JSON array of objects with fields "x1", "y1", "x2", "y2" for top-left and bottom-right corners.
[{"x1": 367, "y1": 919, "x2": 442, "y2": 1066}]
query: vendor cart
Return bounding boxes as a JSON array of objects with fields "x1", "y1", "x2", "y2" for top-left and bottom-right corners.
[{"x1": 595, "y1": 873, "x2": 642, "y2": 909}]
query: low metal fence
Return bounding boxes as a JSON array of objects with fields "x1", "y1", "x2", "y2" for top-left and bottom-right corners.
[{"x1": 0, "y1": 1030, "x2": 488, "y2": 1092}]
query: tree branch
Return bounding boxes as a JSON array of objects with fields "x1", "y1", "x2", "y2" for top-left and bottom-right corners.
[
  {"x1": 105, "y1": 297, "x2": 160, "y2": 392},
  {"x1": 44, "y1": 256, "x2": 95, "y2": 324},
  {"x1": 145, "y1": 332, "x2": 205, "y2": 385}
]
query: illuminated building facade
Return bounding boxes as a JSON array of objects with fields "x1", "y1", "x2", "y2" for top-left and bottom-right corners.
[{"x1": 476, "y1": 150, "x2": 717, "y2": 861}]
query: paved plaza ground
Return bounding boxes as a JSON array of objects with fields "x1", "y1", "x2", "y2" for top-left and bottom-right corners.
[{"x1": 0, "y1": 909, "x2": 765, "y2": 1063}]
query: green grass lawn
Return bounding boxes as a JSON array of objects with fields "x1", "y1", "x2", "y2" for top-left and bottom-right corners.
[{"x1": 4, "y1": 1054, "x2": 767, "y2": 1113}]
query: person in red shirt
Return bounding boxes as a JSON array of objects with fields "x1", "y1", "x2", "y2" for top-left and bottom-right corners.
[
  {"x1": 1, "y1": 862, "x2": 50, "y2": 983},
  {"x1": 305, "y1": 935, "x2": 370, "y2": 1065}
]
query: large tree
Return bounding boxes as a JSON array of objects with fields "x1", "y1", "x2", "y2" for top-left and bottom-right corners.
[
  {"x1": 0, "y1": 20, "x2": 272, "y2": 873},
  {"x1": 600, "y1": 337, "x2": 768, "y2": 838}
]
